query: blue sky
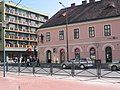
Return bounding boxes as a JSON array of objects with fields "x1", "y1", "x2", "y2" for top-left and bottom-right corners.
[{"x1": 11, "y1": 0, "x2": 100, "y2": 18}]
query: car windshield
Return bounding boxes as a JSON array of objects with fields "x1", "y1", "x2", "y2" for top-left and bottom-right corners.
[
  {"x1": 68, "y1": 58, "x2": 92, "y2": 62},
  {"x1": 80, "y1": 58, "x2": 87, "y2": 61}
]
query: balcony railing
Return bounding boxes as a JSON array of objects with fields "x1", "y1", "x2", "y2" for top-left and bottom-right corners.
[
  {"x1": 5, "y1": 9, "x2": 46, "y2": 22},
  {"x1": 5, "y1": 44, "x2": 34, "y2": 48},
  {"x1": 5, "y1": 27, "x2": 35, "y2": 34},
  {"x1": 6, "y1": 17, "x2": 40, "y2": 27},
  {"x1": 5, "y1": 35, "x2": 37, "y2": 41}
]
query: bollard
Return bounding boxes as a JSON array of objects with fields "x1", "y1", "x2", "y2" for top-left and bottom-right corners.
[
  {"x1": 71, "y1": 61, "x2": 75, "y2": 77},
  {"x1": 6, "y1": 62, "x2": 8, "y2": 72},
  {"x1": 96, "y1": 59, "x2": 101, "y2": 79},
  {"x1": 50, "y1": 63, "x2": 53, "y2": 76},
  {"x1": 18, "y1": 62, "x2": 21, "y2": 74},
  {"x1": 32, "y1": 61, "x2": 36, "y2": 75}
]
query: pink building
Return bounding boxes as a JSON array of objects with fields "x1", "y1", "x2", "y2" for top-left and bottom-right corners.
[{"x1": 37, "y1": 0, "x2": 120, "y2": 63}]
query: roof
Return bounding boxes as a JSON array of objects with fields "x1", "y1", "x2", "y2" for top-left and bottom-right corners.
[{"x1": 40, "y1": 0, "x2": 120, "y2": 29}]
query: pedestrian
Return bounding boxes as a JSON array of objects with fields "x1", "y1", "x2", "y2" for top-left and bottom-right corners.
[
  {"x1": 27, "y1": 58, "x2": 30, "y2": 66},
  {"x1": 19, "y1": 56, "x2": 23, "y2": 63}
]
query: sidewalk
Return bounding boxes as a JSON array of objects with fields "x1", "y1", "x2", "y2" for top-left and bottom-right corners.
[{"x1": 0, "y1": 72, "x2": 120, "y2": 90}]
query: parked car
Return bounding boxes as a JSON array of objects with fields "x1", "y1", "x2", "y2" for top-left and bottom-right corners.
[
  {"x1": 108, "y1": 61, "x2": 120, "y2": 71},
  {"x1": 61, "y1": 58, "x2": 93, "y2": 69}
]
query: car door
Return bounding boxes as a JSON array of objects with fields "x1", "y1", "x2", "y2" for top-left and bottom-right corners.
[
  {"x1": 74, "y1": 60, "x2": 80, "y2": 67},
  {"x1": 118, "y1": 61, "x2": 120, "y2": 69}
]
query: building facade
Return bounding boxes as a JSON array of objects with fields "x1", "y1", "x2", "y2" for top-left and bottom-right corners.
[
  {"x1": 38, "y1": 0, "x2": 120, "y2": 63},
  {"x1": 0, "y1": 1, "x2": 48, "y2": 61}
]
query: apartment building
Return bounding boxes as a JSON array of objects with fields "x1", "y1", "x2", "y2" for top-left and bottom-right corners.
[
  {"x1": 0, "y1": 1, "x2": 48, "y2": 60},
  {"x1": 38, "y1": 0, "x2": 120, "y2": 63}
]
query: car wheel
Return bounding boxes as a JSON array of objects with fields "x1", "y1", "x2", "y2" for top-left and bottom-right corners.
[
  {"x1": 80, "y1": 64, "x2": 85, "y2": 69},
  {"x1": 62, "y1": 64, "x2": 66, "y2": 69},
  {"x1": 111, "y1": 65, "x2": 117, "y2": 71}
]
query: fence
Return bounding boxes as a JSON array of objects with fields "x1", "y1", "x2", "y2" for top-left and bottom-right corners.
[{"x1": 0, "y1": 60, "x2": 120, "y2": 78}]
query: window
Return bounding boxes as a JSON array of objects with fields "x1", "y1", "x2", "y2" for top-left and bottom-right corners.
[
  {"x1": 74, "y1": 28, "x2": 79, "y2": 39},
  {"x1": 6, "y1": 7, "x2": 9, "y2": 12},
  {"x1": 30, "y1": 28, "x2": 36, "y2": 33},
  {"x1": 6, "y1": 24, "x2": 9, "y2": 29},
  {"x1": 18, "y1": 25, "x2": 22, "y2": 30},
  {"x1": 60, "y1": 49, "x2": 65, "y2": 63},
  {"x1": 5, "y1": 15, "x2": 9, "y2": 21},
  {"x1": 104, "y1": 25, "x2": 111, "y2": 36},
  {"x1": 89, "y1": 27, "x2": 95, "y2": 37},
  {"x1": 9, "y1": 24, "x2": 15, "y2": 30},
  {"x1": 75, "y1": 48, "x2": 80, "y2": 60},
  {"x1": 46, "y1": 32, "x2": 50, "y2": 41},
  {"x1": 19, "y1": 9, "x2": 22, "y2": 15},
  {"x1": 9, "y1": 7, "x2": 14, "y2": 14},
  {"x1": 59, "y1": 30, "x2": 64, "y2": 40},
  {"x1": 90, "y1": 47, "x2": 96, "y2": 60}
]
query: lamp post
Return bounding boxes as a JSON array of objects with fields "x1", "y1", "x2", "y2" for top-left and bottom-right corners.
[
  {"x1": 1, "y1": 0, "x2": 22, "y2": 77},
  {"x1": 1, "y1": 0, "x2": 7, "y2": 77},
  {"x1": 94, "y1": 43, "x2": 99, "y2": 60},
  {"x1": 1, "y1": 19, "x2": 7, "y2": 78},
  {"x1": 59, "y1": 2, "x2": 69, "y2": 61},
  {"x1": 2, "y1": 22, "x2": 6, "y2": 77}
]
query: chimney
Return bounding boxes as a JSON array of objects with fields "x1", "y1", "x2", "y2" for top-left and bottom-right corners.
[
  {"x1": 71, "y1": 3, "x2": 75, "y2": 7},
  {"x1": 82, "y1": 0, "x2": 87, "y2": 5},
  {"x1": 89, "y1": 0, "x2": 95, "y2": 3}
]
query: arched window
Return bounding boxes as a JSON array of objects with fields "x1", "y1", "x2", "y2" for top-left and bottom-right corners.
[
  {"x1": 60, "y1": 49, "x2": 65, "y2": 63},
  {"x1": 90, "y1": 47, "x2": 96, "y2": 60},
  {"x1": 75, "y1": 48, "x2": 80, "y2": 60},
  {"x1": 105, "y1": 46, "x2": 112, "y2": 63},
  {"x1": 46, "y1": 50, "x2": 52, "y2": 63}
]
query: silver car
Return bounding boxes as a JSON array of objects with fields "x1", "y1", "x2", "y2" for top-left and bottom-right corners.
[
  {"x1": 61, "y1": 58, "x2": 93, "y2": 69},
  {"x1": 108, "y1": 61, "x2": 120, "y2": 71}
]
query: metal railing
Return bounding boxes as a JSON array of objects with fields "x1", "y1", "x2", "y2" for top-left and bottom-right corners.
[{"x1": 0, "y1": 60, "x2": 120, "y2": 78}]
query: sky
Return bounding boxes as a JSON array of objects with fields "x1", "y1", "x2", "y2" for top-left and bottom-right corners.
[{"x1": 10, "y1": 0, "x2": 100, "y2": 18}]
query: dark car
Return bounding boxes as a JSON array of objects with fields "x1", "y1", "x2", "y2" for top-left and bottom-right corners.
[
  {"x1": 61, "y1": 58, "x2": 93, "y2": 69},
  {"x1": 108, "y1": 61, "x2": 120, "y2": 71}
]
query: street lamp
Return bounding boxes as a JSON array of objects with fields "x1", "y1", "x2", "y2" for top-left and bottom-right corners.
[
  {"x1": 2, "y1": 0, "x2": 10, "y2": 77},
  {"x1": 1, "y1": 0, "x2": 23, "y2": 77},
  {"x1": 94, "y1": 43, "x2": 99, "y2": 60},
  {"x1": 59, "y1": 2, "x2": 69, "y2": 61}
]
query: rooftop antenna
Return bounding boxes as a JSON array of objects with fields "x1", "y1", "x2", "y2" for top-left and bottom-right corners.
[{"x1": 16, "y1": 0, "x2": 22, "y2": 6}]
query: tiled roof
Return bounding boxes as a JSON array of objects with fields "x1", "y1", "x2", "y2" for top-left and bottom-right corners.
[{"x1": 40, "y1": 0, "x2": 120, "y2": 28}]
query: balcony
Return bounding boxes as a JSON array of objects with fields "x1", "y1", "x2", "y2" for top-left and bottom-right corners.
[
  {"x1": 5, "y1": 9, "x2": 46, "y2": 22},
  {"x1": 5, "y1": 9, "x2": 9, "y2": 13},
  {"x1": 5, "y1": 35, "x2": 37, "y2": 42},
  {"x1": 19, "y1": 37, "x2": 22, "y2": 39},
  {"x1": 9, "y1": 19, "x2": 15, "y2": 22},
  {"x1": 15, "y1": 12, "x2": 18, "y2": 15},
  {"x1": 5, "y1": 44, "x2": 33, "y2": 49},
  {"x1": 5, "y1": 27, "x2": 36, "y2": 34},
  {"x1": 5, "y1": 35, "x2": 16, "y2": 39},
  {"x1": 30, "y1": 38, "x2": 37, "y2": 41},
  {"x1": 10, "y1": 27, "x2": 14, "y2": 30}
]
